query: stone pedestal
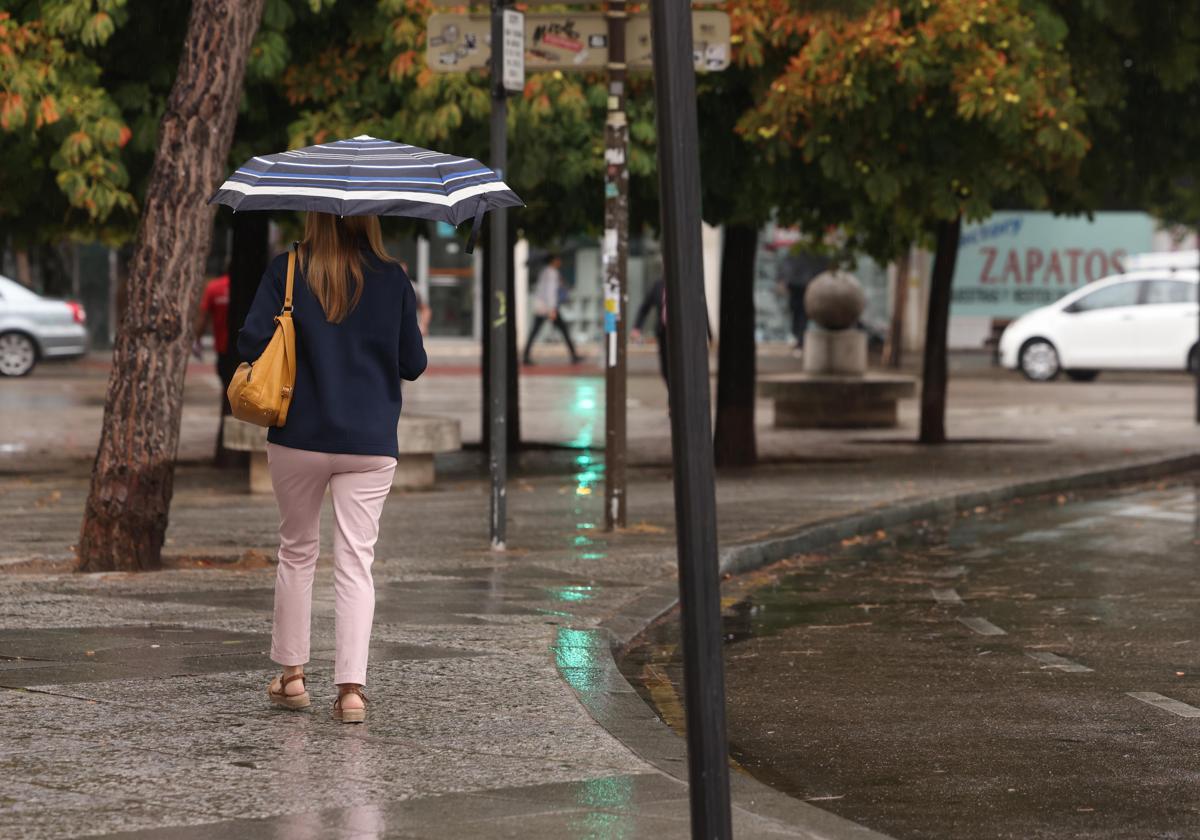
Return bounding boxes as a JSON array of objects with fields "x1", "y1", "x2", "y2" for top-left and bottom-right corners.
[
  {"x1": 758, "y1": 374, "x2": 917, "y2": 429},
  {"x1": 248, "y1": 451, "x2": 273, "y2": 494},
  {"x1": 395, "y1": 415, "x2": 462, "y2": 490},
  {"x1": 223, "y1": 414, "x2": 462, "y2": 493},
  {"x1": 394, "y1": 454, "x2": 435, "y2": 489},
  {"x1": 222, "y1": 419, "x2": 275, "y2": 494},
  {"x1": 803, "y1": 327, "x2": 868, "y2": 376},
  {"x1": 765, "y1": 270, "x2": 915, "y2": 427}
]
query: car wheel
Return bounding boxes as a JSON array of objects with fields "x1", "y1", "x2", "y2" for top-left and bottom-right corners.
[
  {"x1": 1019, "y1": 339, "x2": 1060, "y2": 382},
  {"x1": 0, "y1": 332, "x2": 37, "y2": 377},
  {"x1": 1065, "y1": 369, "x2": 1099, "y2": 383},
  {"x1": 1189, "y1": 345, "x2": 1200, "y2": 374}
]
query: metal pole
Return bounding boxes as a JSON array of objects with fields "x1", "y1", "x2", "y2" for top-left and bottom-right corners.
[
  {"x1": 650, "y1": 2, "x2": 732, "y2": 838},
  {"x1": 489, "y1": 0, "x2": 509, "y2": 549},
  {"x1": 603, "y1": 0, "x2": 629, "y2": 531}
]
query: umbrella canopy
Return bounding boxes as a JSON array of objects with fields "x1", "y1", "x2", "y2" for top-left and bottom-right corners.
[{"x1": 209, "y1": 135, "x2": 522, "y2": 250}]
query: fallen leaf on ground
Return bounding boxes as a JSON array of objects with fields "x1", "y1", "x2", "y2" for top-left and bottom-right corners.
[{"x1": 619, "y1": 522, "x2": 667, "y2": 534}]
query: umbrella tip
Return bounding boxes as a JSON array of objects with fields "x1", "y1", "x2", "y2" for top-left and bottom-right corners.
[{"x1": 353, "y1": 134, "x2": 375, "y2": 141}]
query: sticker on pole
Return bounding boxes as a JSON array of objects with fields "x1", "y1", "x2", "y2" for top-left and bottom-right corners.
[{"x1": 502, "y1": 9, "x2": 525, "y2": 93}]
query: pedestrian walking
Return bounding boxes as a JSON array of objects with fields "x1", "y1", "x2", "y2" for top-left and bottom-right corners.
[
  {"x1": 779, "y1": 249, "x2": 830, "y2": 352},
  {"x1": 632, "y1": 277, "x2": 668, "y2": 386},
  {"x1": 213, "y1": 135, "x2": 518, "y2": 719},
  {"x1": 236, "y1": 213, "x2": 427, "y2": 723},
  {"x1": 523, "y1": 252, "x2": 581, "y2": 365}
]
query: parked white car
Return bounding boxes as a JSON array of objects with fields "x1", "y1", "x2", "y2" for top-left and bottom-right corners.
[
  {"x1": 0, "y1": 275, "x2": 88, "y2": 377},
  {"x1": 998, "y1": 270, "x2": 1199, "y2": 381}
]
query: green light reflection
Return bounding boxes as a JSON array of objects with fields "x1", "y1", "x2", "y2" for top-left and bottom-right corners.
[
  {"x1": 554, "y1": 628, "x2": 597, "y2": 672},
  {"x1": 569, "y1": 775, "x2": 637, "y2": 839},
  {"x1": 546, "y1": 585, "x2": 596, "y2": 604},
  {"x1": 569, "y1": 381, "x2": 608, "y2": 557}
]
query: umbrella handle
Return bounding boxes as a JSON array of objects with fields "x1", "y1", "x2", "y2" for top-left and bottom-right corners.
[{"x1": 465, "y1": 197, "x2": 487, "y2": 254}]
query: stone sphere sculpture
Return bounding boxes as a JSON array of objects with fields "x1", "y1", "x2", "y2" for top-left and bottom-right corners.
[{"x1": 804, "y1": 270, "x2": 866, "y2": 331}]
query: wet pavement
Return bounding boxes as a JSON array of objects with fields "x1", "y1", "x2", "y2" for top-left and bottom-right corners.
[
  {"x1": 625, "y1": 479, "x2": 1200, "y2": 839},
  {"x1": 0, "y1": 532, "x2": 823, "y2": 839},
  {"x1": 4, "y1": 352, "x2": 1200, "y2": 837}
]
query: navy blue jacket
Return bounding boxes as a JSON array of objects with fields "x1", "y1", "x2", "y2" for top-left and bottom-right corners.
[{"x1": 236, "y1": 247, "x2": 427, "y2": 459}]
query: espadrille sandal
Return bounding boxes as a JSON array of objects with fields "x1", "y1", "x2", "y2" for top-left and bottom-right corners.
[
  {"x1": 267, "y1": 672, "x2": 311, "y2": 710},
  {"x1": 332, "y1": 685, "x2": 367, "y2": 724}
]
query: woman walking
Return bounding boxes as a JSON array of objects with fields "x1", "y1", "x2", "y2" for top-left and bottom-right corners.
[{"x1": 237, "y1": 212, "x2": 427, "y2": 723}]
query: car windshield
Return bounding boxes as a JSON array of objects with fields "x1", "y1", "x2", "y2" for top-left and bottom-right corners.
[
  {"x1": 0, "y1": 276, "x2": 42, "y2": 302},
  {"x1": 1143, "y1": 280, "x2": 1198, "y2": 305},
  {"x1": 1070, "y1": 281, "x2": 1140, "y2": 312}
]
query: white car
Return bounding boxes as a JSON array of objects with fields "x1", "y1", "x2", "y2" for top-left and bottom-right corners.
[
  {"x1": 0, "y1": 275, "x2": 89, "y2": 377},
  {"x1": 998, "y1": 270, "x2": 1199, "y2": 381}
]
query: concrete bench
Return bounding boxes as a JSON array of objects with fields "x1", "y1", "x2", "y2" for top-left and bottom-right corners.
[
  {"x1": 222, "y1": 414, "x2": 462, "y2": 493},
  {"x1": 757, "y1": 373, "x2": 917, "y2": 429}
]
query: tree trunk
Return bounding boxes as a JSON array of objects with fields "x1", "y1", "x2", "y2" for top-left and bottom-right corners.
[
  {"x1": 713, "y1": 223, "x2": 758, "y2": 468},
  {"x1": 918, "y1": 217, "x2": 962, "y2": 445},
  {"x1": 882, "y1": 250, "x2": 909, "y2": 369},
  {"x1": 14, "y1": 248, "x2": 33, "y2": 288},
  {"x1": 217, "y1": 211, "x2": 268, "y2": 467},
  {"x1": 77, "y1": 0, "x2": 264, "y2": 573}
]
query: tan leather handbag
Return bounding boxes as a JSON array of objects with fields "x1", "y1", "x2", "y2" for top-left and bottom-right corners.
[{"x1": 227, "y1": 248, "x2": 296, "y2": 427}]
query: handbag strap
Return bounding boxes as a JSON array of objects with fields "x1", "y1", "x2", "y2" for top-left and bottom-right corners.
[{"x1": 282, "y1": 245, "x2": 296, "y2": 314}]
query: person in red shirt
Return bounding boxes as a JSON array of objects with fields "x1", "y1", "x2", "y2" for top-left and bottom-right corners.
[
  {"x1": 194, "y1": 273, "x2": 239, "y2": 462},
  {"x1": 198, "y1": 275, "x2": 230, "y2": 348}
]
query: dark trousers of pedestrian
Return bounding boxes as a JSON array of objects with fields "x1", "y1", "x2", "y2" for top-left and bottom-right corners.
[
  {"x1": 788, "y1": 286, "x2": 807, "y2": 348},
  {"x1": 217, "y1": 352, "x2": 240, "y2": 401},
  {"x1": 215, "y1": 352, "x2": 247, "y2": 467},
  {"x1": 524, "y1": 315, "x2": 579, "y2": 364},
  {"x1": 655, "y1": 329, "x2": 669, "y2": 387}
]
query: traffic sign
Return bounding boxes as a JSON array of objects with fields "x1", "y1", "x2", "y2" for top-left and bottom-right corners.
[
  {"x1": 427, "y1": 11, "x2": 730, "y2": 73},
  {"x1": 501, "y1": 9, "x2": 525, "y2": 92}
]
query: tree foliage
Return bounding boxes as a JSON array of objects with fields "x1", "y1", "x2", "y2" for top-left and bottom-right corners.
[
  {"x1": 1047, "y1": 0, "x2": 1200, "y2": 225},
  {"x1": 0, "y1": 0, "x2": 135, "y2": 240},
  {"x1": 738, "y1": 0, "x2": 1090, "y2": 261},
  {"x1": 1, "y1": 0, "x2": 357, "y2": 247}
]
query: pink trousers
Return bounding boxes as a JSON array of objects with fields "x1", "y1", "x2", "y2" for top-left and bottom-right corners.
[{"x1": 266, "y1": 443, "x2": 396, "y2": 686}]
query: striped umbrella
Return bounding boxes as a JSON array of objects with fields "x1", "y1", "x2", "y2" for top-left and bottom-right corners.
[{"x1": 208, "y1": 135, "x2": 522, "y2": 252}]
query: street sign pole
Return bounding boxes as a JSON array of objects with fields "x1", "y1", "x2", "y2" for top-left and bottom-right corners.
[
  {"x1": 603, "y1": 0, "x2": 629, "y2": 532},
  {"x1": 427, "y1": 2, "x2": 727, "y2": 544},
  {"x1": 650, "y1": 1, "x2": 732, "y2": 838},
  {"x1": 488, "y1": 0, "x2": 515, "y2": 550}
]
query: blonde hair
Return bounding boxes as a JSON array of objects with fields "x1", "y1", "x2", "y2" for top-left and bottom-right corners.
[{"x1": 300, "y1": 213, "x2": 395, "y2": 323}]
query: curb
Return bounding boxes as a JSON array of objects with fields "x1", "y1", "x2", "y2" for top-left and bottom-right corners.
[
  {"x1": 716, "y1": 450, "x2": 1200, "y2": 585},
  {"x1": 559, "y1": 449, "x2": 1200, "y2": 839}
]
